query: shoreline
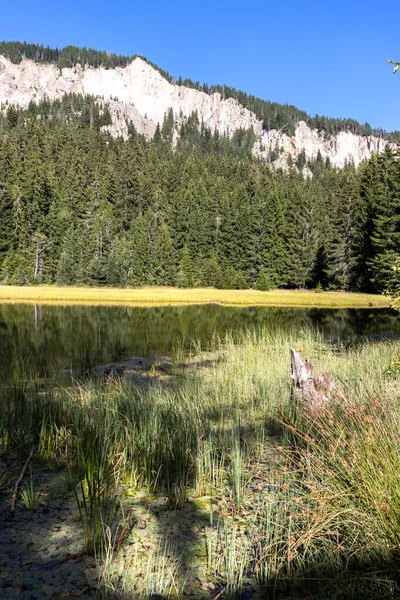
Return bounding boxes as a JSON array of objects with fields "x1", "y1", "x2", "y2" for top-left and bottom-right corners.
[{"x1": 0, "y1": 285, "x2": 391, "y2": 308}]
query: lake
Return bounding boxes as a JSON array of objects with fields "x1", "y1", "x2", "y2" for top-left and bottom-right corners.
[{"x1": 0, "y1": 303, "x2": 399, "y2": 382}]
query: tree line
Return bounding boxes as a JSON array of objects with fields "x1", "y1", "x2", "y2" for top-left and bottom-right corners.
[
  {"x1": 0, "y1": 99, "x2": 399, "y2": 292},
  {"x1": 178, "y1": 79, "x2": 387, "y2": 138},
  {"x1": 0, "y1": 41, "x2": 172, "y2": 80}
]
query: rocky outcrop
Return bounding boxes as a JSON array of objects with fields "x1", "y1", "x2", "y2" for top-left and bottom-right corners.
[
  {"x1": 0, "y1": 55, "x2": 260, "y2": 138},
  {"x1": 0, "y1": 55, "x2": 389, "y2": 169},
  {"x1": 254, "y1": 121, "x2": 387, "y2": 169}
]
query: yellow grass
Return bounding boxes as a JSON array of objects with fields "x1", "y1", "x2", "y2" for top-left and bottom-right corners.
[{"x1": 0, "y1": 285, "x2": 390, "y2": 308}]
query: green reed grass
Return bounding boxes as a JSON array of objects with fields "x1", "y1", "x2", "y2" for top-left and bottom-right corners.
[
  {"x1": 20, "y1": 466, "x2": 41, "y2": 511},
  {"x1": 1, "y1": 327, "x2": 400, "y2": 596}
]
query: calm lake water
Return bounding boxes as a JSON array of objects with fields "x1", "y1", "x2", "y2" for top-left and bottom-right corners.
[{"x1": 0, "y1": 303, "x2": 399, "y2": 382}]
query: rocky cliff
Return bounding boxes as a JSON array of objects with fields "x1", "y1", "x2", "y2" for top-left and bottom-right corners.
[{"x1": 0, "y1": 54, "x2": 388, "y2": 168}]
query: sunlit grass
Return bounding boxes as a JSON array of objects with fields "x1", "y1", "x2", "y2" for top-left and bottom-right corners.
[
  {"x1": 0, "y1": 284, "x2": 390, "y2": 307},
  {"x1": 2, "y1": 327, "x2": 400, "y2": 597}
]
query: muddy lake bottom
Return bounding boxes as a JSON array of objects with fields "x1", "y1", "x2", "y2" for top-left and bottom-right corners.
[{"x1": 0, "y1": 438, "x2": 283, "y2": 599}]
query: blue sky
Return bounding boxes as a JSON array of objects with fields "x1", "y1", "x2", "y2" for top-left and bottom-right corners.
[{"x1": 2, "y1": 0, "x2": 399, "y2": 131}]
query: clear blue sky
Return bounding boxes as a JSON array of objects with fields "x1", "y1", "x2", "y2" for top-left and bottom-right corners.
[{"x1": 2, "y1": 0, "x2": 399, "y2": 131}]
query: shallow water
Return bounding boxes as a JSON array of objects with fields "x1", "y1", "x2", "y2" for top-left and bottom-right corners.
[{"x1": 0, "y1": 303, "x2": 398, "y2": 382}]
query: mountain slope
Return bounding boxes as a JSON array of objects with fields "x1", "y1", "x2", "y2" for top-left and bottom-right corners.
[{"x1": 0, "y1": 52, "x2": 390, "y2": 168}]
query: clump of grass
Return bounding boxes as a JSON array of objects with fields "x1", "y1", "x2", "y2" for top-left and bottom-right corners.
[
  {"x1": 68, "y1": 428, "x2": 122, "y2": 555},
  {"x1": 98, "y1": 538, "x2": 183, "y2": 599},
  {"x1": 290, "y1": 385, "x2": 400, "y2": 550},
  {"x1": 230, "y1": 437, "x2": 244, "y2": 510},
  {"x1": 194, "y1": 436, "x2": 227, "y2": 497},
  {"x1": 210, "y1": 520, "x2": 250, "y2": 598},
  {"x1": 20, "y1": 466, "x2": 41, "y2": 511},
  {"x1": 252, "y1": 483, "x2": 399, "y2": 598}
]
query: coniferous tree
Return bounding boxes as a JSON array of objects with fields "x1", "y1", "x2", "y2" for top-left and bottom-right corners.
[
  {"x1": 368, "y1": 149, "x2": 400, "y2": 291},
  {"x1": 285, "y1": 179, "x2": 318, "y2": 288},
  {"x1": 130, "y1": 213, "x2": 150, "y2": 286},
  {"x1": 356, "y1": 154, "x2": 386, "y2": 291},
  {"x1": 255, "y1": 268, "x2": 274, "y2": 291},
  {"x1": 106, "y1": 237, "x2": 133, "y2": 286},
  {"x1": 262, "y1": 186, "x2": 289, "y2": 287},
  {"x1": 324, "y1": 172, "x2": 359, "y2": 289},
  {"x1": 177, "y1": 246, "x2": 194, "y2": 288},
  {"x1": 154, "y1": 222, "x2": 176, "y2": 285}
]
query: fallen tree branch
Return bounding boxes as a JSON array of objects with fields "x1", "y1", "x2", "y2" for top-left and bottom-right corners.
[
  {"x1": 10, "y1": 446, "x2": 35, "y2": 513},
  {"x1": 115, "y1": 508, "x2": 133, "y2": 552},
  {"x1": 53, "y1": 550, "x2": 87, "y2": 565}
]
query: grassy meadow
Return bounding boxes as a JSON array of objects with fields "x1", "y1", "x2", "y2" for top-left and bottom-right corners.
[
  {"x1": 0, "y1": 284, "x2": 391, "y2": 308},
  {"x1": 1, "y1": 325, "x2": 400, "y2": 598}
]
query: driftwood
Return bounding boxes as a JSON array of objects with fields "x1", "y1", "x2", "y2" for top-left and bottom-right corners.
[
  {"x1": 290, "y1": 349, "x2": 336, "y2": 412},
  {"x1": 10, "y1": 445, "x2": 35, "y2": 513}
]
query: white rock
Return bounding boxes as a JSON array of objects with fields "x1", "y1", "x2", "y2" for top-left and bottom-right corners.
[{"x1": 0, "y1": 55, "x2": 389, "y2": 168}]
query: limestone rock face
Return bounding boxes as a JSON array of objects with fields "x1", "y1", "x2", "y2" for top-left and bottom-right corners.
[
  {"x1": 253, "y1": 121, "x2": 388, "y2": 169},
  {"x1": 0, "y1": 54, "x2": 389, "y2": 168}
]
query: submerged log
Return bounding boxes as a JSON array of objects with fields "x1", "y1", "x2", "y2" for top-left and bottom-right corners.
[{"x1": 290, "y1": 349, "x2": 336, "y2": 412}]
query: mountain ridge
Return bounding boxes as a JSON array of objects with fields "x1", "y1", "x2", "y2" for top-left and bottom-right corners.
[
  {"x1": 0, "y1": 43, "x2": 394, "y2": 169},
  {"x1": 0, "y1": 40, "x2": 392, "y2": 137}
]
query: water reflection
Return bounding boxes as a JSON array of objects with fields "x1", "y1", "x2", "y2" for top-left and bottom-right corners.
[{"x1": 0, "y1": 303, "x2": 398, "y2": 382}]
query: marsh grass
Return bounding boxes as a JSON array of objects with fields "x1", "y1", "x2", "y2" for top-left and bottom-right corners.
[
  {"x1": 20, "y1": 466, "x2": 41, "y2": 511},
  {"x1": 98, "y1": 537, "x2": 184, "y2": 599},
  {"x1": 0, "y1": 284, "x2": 390, "y2": 308},
  {"x1": 204, "y1": 518, "x2": 250, "y2": 598},
  {"x1": 289, "y1": 384, "x2": 400, "y2": 549},
  {"x1": 1, "y1": 326, "x2": 400, "y2": 596},
  {"x1": 68, "y1": 428, "x2": 123, "y2": 555}
]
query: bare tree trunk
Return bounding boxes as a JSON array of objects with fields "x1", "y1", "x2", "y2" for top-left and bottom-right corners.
[{"x1": 34, "y1": 245, "x2": 40, "y2": 280}]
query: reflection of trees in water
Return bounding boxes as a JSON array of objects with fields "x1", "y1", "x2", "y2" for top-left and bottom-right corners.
[
  {"x1": 0, "y1": 304, "x2": 398, "y2": 382},
  {"x1": 308, "y1": 308, "x2": 400, "y2": 339}
]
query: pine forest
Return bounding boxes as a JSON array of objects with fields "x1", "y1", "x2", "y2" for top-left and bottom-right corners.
[{"x1": 0, "y1": 96, "x2": 399, "y2": 293}]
